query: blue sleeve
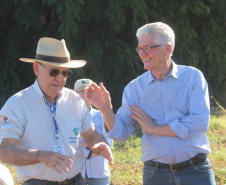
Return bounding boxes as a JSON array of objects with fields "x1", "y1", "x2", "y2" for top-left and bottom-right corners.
[
  {"x1": 107, "y1": 83, "x2": 137, "y2": 142},
  {"x1": 169, "y1": 71, "x2": 210, "y2": 140}
]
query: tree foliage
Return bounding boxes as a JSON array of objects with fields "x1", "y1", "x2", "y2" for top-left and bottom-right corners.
[{"x1": 0, "y1": 0, "x2": 225, "y2": 110}]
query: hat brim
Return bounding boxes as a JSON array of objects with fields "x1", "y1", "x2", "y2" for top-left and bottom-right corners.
[{"x1": 19, "y1": 58, "x2": 86, "y2": 68}]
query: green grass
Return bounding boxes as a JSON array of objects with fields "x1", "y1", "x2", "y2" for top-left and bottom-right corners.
[
  {"x1": 207, "y1": 115, "x2": 226, "y2": 184},
  {"x1": 110, "y1": 136, "x2": 143, "y2": 185},
  {"x1": 1, "y1": 114, "x2": 226, "y2": 185}
]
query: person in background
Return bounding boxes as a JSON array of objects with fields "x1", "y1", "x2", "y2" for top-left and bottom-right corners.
[
  {"x1": 0, "y1": 164, "x2": 14, "y2": 185},
  {"x1": 74, "y1": 79, "x2": 113, "y2": 185},
  {"x1": 85, "y1": 22, "x2": 216, "y2": 185},
  {"x1": 0, "y1": 37, "x2": 113, "y2": 185}
]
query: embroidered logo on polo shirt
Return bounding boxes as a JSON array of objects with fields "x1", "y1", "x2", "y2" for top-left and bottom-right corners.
[
  {"x1": 3, "y1": 116, "x2": 9, "y2": 122},
  {"x1": 72, "y1": 128, "x2": 79, "y2": 136},
  {"x1": 2, "y1": 116, "x2": 9, "y2": 126}
]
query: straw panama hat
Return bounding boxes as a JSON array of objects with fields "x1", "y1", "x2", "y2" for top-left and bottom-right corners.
[
  {"x1": 19, "y1": 37, "x2": 86, "y2": 68},
  {"x1": 74, "y1": 79, "x2": 93, "y2": 92}
]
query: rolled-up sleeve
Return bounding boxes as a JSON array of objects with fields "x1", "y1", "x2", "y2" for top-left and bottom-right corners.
[
  {"x1": 0, "y1": 100, "x2": 25, "y2": 144},
  {"x1": 169, "y1": 71, "x2": 210, "y2": 140}
]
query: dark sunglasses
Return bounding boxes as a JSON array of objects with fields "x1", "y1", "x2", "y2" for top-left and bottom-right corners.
[{"x1": 39, "y1": 63, "x2": 72, "y2": 78}]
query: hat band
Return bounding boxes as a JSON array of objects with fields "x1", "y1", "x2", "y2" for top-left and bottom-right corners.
[{"x1": 36, "y1": 54, "x2": 69, "y2": 63}]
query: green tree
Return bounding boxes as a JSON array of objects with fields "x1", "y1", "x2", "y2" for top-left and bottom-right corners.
[{"x1": 0, "y1": 0, "x2": 225, "y2": 111}]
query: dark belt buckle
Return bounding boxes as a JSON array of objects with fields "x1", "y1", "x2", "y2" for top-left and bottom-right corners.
[
  {"x1": 59, "y1": 180, "x2": 69, "y2": 185},
  {"x1": 170, "y1": 164, "x2": 176, "y2": 171}
]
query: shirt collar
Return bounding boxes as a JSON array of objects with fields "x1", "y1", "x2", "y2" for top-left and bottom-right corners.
[
  {"x1": 89, "y1": 106, "x2": 93, "y2": 113},
  {"x1": 33, "y1": 79, "x2": 46, "y2": 103},
  {"x1": 146, "y1": 60, "x2": 179, "y2": 84},
  {"x1": 146, "y1": 70, "x2": 155, "y2": 84},
  {"x1": 168, "y1": 61, "x2": 179, "y2": 79}
]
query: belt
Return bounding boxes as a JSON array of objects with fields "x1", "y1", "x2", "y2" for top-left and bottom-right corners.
[
  {"x1": 24, "y1": 173, "x2": 83, "y2": 185},
  {"x1": 145, "y1": 153, "x2": 207, "y2": 171}
]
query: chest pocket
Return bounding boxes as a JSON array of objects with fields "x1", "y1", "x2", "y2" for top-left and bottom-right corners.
[{"x1": 66, "y1": 120, "x2": 82, "y2": 149}]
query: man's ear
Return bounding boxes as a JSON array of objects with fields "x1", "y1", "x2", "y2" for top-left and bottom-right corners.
[
  {"x1": 166, "y1": 44, "x2": 172, "y2": 56},
  {"x1": 33, "y1": 62, "x2": 39, "y2": 77},
  {"x1": 166, "y1": 44, "x2": 172, "y2": 55}
]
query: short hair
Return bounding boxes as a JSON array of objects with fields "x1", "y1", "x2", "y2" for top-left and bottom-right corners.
[{"x1": 136, "y1": 22, "x2": 175, "y2": 56}]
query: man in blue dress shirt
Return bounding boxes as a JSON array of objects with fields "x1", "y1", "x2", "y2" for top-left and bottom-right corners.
[{"x1": 85, "y1": 22, "x2": 216, "y2": 185}]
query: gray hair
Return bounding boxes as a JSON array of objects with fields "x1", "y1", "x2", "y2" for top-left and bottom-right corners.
[{"x1": 136, "y1": 22, "x2": 175, "y2": 56}]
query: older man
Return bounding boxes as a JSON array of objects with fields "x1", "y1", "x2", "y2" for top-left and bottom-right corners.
[
  {"x1": 85, "y1": 22, "x2": 216, "y2": 185},
  {"x1": 0, "y1": 37, "x2": 113, "y2": 185}
]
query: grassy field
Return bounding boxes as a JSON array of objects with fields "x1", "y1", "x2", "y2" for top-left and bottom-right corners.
[{"x1": 1, "y1": 114, "x2": 226, "y2": 185}]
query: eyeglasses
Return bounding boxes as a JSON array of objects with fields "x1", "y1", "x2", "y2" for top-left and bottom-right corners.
[
  {"x1": 39, "y1": 63, "x2": 72, "y2": 78},
  {"x1": 135, "y1": 45, "x2": 162, "y2": 54}
]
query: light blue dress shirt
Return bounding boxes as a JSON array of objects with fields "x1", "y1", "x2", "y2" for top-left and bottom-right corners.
[
  {"x1": 108, "y1": 61, "x2": 211, "y2": 164},
  {"x1": 80, "y1": 107, "x2": 113, "y2": 179}
]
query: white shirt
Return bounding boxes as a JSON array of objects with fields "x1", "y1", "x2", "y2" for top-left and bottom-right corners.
[
  {"x1": 80, "y1": 107, "x2": 113, "y2": 179},
  {"x1": 107, "y1": 62, "x2": 211, "y2": 164},
  {"x1": 0, "y1": 79, "x2": 93, "y2": 182}
]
